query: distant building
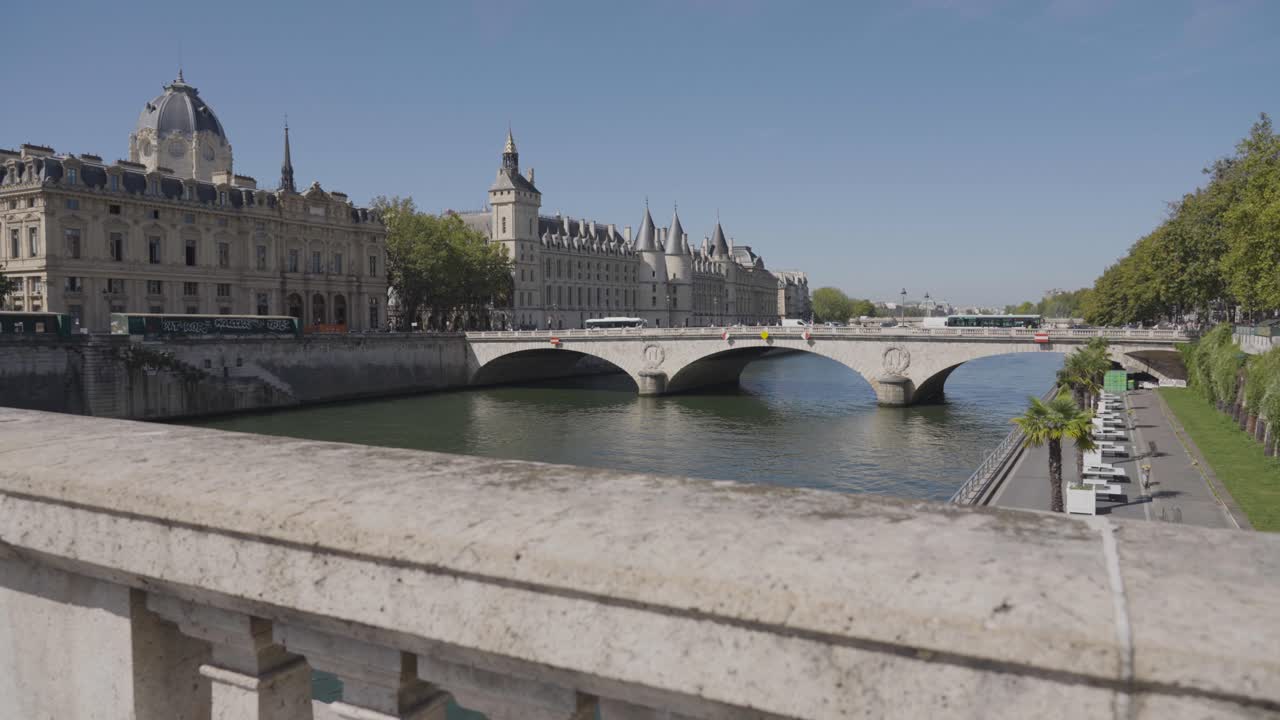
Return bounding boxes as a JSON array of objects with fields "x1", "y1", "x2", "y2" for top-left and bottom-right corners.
[
  {"x1": 0, "y1": 72, "x2": 387, "y2": 332},
  {"x1": 459, "y1": 131, "x2": 792, "y2": 329},
  {"x1": 774, "y1": 270, "x2": 811, "y2": 320}
]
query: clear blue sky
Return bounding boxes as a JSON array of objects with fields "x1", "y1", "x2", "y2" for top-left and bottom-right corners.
[{"x1": 3, "y1": 0, "x2": 1275, "y2": 306}]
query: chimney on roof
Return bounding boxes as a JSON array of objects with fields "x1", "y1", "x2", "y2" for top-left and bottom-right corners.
[
  {"x1": 625, "y1": 226, "x2": 632, "y2": 243},
  {"x1": 562, "y1": 215, "x2": 570, "y2": 236},
  {"x1": 607, "y1": 223, "x2": 615, "y2": 240}
]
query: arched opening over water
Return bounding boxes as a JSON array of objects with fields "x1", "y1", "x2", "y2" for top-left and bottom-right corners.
[
  {"x1": 470, "y1": 348, "x2": 638, "y2": 392},
  {"x1": 668, "y1": 346, "x2": 876, "y2": 396}
]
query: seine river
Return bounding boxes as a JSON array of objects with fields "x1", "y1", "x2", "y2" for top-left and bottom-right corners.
[{"x1": 190, "y1": 351, "x2": 1062, "y2": 502}]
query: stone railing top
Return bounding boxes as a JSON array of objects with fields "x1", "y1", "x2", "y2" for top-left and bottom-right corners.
[
  {"x1": 0, "y1": 408, "x2": 1275, "y2": 717},
  {"x1": 466, "y1": 326, "x2": 1195, "y2": 343}
]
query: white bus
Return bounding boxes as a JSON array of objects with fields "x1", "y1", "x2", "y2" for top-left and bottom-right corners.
[{"x1": 585, "y1": 317, "x2": 646, "y2": 329}]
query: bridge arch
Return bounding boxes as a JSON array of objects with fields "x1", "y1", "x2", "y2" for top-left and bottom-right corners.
[
  {"x1": 468, "y1": 344, "x2": 641, "y2": 391},
  {"x1": 465, "y1": 330, "x2": 1190, "y2": 406}
]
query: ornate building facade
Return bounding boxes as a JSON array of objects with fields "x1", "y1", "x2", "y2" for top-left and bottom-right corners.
[
  {"x1": 0, "y1": 73, "x2": 387, "y2": 332},
  {"x1": 462, "y1": 132, "x2": 801, "y2": 329}
]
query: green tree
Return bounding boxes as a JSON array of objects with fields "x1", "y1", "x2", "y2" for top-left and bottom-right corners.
[
  {"x1": 373, "y1": 196, "x2": 513, "y2": 331},
  {"x1": 848, "y1": 299, "x2": 876, "y2": 319},
  {"x1": 812, "y1": 287, "x2": 854, "y2": 324},
  {"x1": 1221, "y1": 114, "x2": 1280, "y2": 318},
  {"x1": 1013, "y1": 392, "x2": 1097, "y2": 513}
]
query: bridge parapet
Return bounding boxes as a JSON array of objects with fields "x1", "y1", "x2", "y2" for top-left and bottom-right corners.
[
  {"x1": 0, "y1": 408, "x2": 1276, "y2": 719},
  {"x1": 468, "y1": 326, "x2": 1196, "y2": 343}
]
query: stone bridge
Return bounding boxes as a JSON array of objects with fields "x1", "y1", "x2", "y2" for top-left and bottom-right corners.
[{"x1": 465, "y1": 327, "x2": 1193, "y2": 405}]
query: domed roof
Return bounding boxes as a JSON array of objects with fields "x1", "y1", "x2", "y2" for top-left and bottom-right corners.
[{"x1": 135, "y1": 71, "x2": 227, "y2": 141}]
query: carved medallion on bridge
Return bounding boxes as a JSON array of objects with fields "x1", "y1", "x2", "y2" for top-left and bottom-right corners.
[
  {"x1": 882, "y1": 344, "x2": 911, "y2": 375},
  {"x1": 642, "y1": 343, "x2": 666, "y2": 369}
]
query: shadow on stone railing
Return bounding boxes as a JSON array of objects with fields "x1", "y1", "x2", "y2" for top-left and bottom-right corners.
[{"x1": 1, "y1": 408, "x2": 1277, "y2": 719}]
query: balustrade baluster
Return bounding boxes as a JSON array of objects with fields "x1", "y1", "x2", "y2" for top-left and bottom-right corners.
[
  {"x1": 275, "y1": 626, "x2": 449, "y2": 720},
  {"x1": 147, "y1": 596, "x2": 313, "y2": 720}
]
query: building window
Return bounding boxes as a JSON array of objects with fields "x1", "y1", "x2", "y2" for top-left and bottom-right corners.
[
  {"x1": 110, "y1": 175, "x2": 120, "y2": 192},
  {"x1": 332, "y1": 253, "x2": 342, "y2": 274},
  {"x1": 109, "y1": 204, "x2": 121, "y2": 215},
  {"x1": 368, "y1": 254, "x2": 377, "y2": 277},
  {"x1": 218, "y1": 192, "x2": 227, "y2": 206},
  {"x1": 186, "y1": 305, "x2": 198, "y2": 314},
  {"x1": 109, "y1": 232, "x2": 124, "y2": 261},
  {"x1": 219, "y1": 306, "x2": 231, "y2": 315},
  {"x1": 28, "y1": 227, "x2": 38, "y2": 257},
  {"x1": 9, "y1": 229, "x2": 17, "y2": 259},
  {"x1": 501, "y1": 216, "x2": 507, "y2": 234},
  {"x1": 68, "y1": 305, "x2": 82, "y2": 326},
  {"x1": 66, "y1": 168, "x2": 78, "y2": 185},
  {"x1": 65, "y1": 229, "x2": 81, "y2": 259},
  {"x1": 150, "y1": 179, "x2": 158, "y2": 195},
  {"x1": 183, "y1": 282, "x2": 198, "y2": 297},
  {"x1": 27, "y1": 198, "x2": 35, "y2": 208},
  {"x1": 29, "y1": 277, "x2": 43, "y2": 295},
  {"x1": 183, "y1": 213, "x2": 195, "y2": 224},
  {"x1": 368, "y1": 298, "x2": 379, "y2": 329},
  {"x1": 311, "y1": 250, "x2": 322, "y2": 274},
  {"x1": 110, "y1": 303, "x2": 126, "y2": 313},
  {"x1": 218, "y1": 242, "x2": 230, "y2": 268},
  {"x1": 150, "y1": 209, "x2": 160, "y2": 220},
  {"x1": 256, "y1": 245, "x2": 267, "y2": 271},
  {"x1": 148, "y1": 236, "x2": 161, "y2": 264},
  {"x1": 65, "y1": 276, "x2": 82, "y2": 292},
  {"x1": 65, "y1": 198, "x2": 79, "y2": 210},
  {"x1": 288, "y1": 249, "x2": 299, "y2": 273},
  {"x1": 256, "y1": 293, "x2": 269, "y2": 316},
  {"x1": 107, "y1": 278, "x2": 125, "y2": 294},
  {"x1": 545, "y1": 258, "x2": 551, "y2": 276},
  {"x1": 216, "y1": 283, "x2": 231, "y2": 298},
  {"x1": 185, "y1": 239, "x2": 197, "y2": 266},
  {"x1": 147, "y1": 280, "x2": 163, "y2": 295},
  {"x1": 184, "y1": 185, "x2": 193, "y2": 201},
  {"x1": 149, "y1": 305, "x2": 163, "y2": 314}
]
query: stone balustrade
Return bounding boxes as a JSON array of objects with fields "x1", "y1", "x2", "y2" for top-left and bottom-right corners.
[{"x1": 1, "y1": 407, "x2": 1277, "y2": 719}]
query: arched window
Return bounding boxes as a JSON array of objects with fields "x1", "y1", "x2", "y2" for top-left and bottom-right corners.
[
  {"x1": 287, "y1": 293, "x2": 303, "y2": 321},
  {"x1": 312, "y1": 294, "x2": 326, "y2": 325},
  {"x1": 333, "y1": 294, "x2": 347, "y2": 326}
]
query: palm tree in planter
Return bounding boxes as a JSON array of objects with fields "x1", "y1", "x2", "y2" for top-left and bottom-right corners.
[
  {"x1": 1058, "y1": 348, "x2": 1107, "y2": 478},
  {"x1": 1013, "y1": 392, "x2": 1096, "y2": 512}
]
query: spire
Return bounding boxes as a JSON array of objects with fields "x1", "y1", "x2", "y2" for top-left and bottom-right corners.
[
  {"x1": 177, "y1": 68, "x2": 184, "y2": 84},
  {"x1": 711, "y1": 221, "x2": 730, "y2": 258},
  {"x1": 502, "y1": 127, "x2": 519, "y2": 173},
  {"x1": 279, "y1": 120, "x2": 295, "y2": 192},
  {"x1": 665, "y1": 205, "x2": 685, "y2": 256},
  {"x1": 634, "y1": 206, "x2": 658, "y2": 252}
]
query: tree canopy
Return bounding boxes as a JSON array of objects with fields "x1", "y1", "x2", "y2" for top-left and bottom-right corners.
[
  {"x1": 811, "y1": 287, "x2": 876, "y2": 323},
  {"x1": 1082, "y1": 114, "x2": 1280, "y2": 326},
  {"x1": 372, "y1": 196, "x2": 513, "y2": 330}
]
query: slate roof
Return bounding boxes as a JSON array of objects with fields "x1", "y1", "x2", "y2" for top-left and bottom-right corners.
[{"x1": 135, "y1": 74, "x2": 227, "y2": 140}]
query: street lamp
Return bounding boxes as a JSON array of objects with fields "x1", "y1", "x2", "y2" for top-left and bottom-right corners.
[
  {"x1": 924, "y1": 292, "x2": 932, "y2": 318},
  {"x1": 900, "y1": 288, "x2": 907, "y2": 324}
]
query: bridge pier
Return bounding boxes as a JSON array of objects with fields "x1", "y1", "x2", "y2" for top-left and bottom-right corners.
[
  {"x1": 635, "y1": 370, "x2": 668, "y2": 396},
  {"x1": 872, "y1": 375, "x2": 915, "y2": 407}
]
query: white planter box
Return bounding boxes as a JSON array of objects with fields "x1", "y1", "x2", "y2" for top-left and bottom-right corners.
[{"x1": 1066, "y1": 485, "x2": 1096, "y2": 515}]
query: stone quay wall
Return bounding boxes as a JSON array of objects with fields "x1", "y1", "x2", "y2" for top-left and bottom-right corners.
[
  {"x1": 0, "y1": 333, "x2": 625, "y2": 420},
  {"x1": 1, "y1": 408, "x2": 1277, "y2": 719}
]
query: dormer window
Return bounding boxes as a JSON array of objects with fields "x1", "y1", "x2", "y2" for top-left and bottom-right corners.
[
  {"x1": 218, "y1": 191, "x2": 227, "y2": 206},
  {"x1": 67, "y1": 168, "x2": 77, "y2": 185},
  {"x1": 184, "y1": 185, "x2": 192, "y2": 201},
  {"x1": 109, "y1": 175, "x2": 119, "y2": 191},
  {"x1": 149, "y1": 179, "x2": 158, "y2": 195}
]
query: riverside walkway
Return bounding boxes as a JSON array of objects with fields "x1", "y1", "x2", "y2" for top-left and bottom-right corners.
[{"x1": 990, "y1": 389, "x2": 1248, "y2": 529}]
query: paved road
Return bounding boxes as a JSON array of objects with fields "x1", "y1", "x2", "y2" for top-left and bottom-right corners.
[{"x1": 990, "y1": 389, "x2": 1242, "y2": 529}]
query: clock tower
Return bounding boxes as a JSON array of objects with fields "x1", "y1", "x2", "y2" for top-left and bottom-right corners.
[{"x1": 488, "y1": 128, "x2": 542, "y2": 325}]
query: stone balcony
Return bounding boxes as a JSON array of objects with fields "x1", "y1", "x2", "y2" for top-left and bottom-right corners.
[{"x1": 0, "y1": 407, "x2": 1277, "y2": 719}]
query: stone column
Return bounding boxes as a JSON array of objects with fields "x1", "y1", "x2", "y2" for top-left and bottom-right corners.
[
  {"x1": 635, "y1": 369, "x2": 667, "y2": 396},
  {"x1": 275, "y1": 625, "x2": 448, "y2": 720},
  {"x1": 873, "y1": 375, "x2": 914, "y2": 406},
  {"x1": 147, "y1": 595, "x2": 313, "y2": 720}
]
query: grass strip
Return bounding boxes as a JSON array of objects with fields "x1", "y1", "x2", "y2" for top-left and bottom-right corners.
[{"x1": 1160, "y1": 388, "x2": 1280, "y2": 532}]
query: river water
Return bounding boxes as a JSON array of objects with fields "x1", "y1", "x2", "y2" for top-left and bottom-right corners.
[{"x1": 190, "y1": 351, "x2": 1063, "y2": 502}]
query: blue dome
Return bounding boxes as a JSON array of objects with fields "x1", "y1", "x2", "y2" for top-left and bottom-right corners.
[{"x1": 135, "y1": 72, "x2": 227, "y2": 141}]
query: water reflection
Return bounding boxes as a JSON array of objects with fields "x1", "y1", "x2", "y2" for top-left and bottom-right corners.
[{"x1": 191, "y1": 351, "x2": 1063, "y2": 501}]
